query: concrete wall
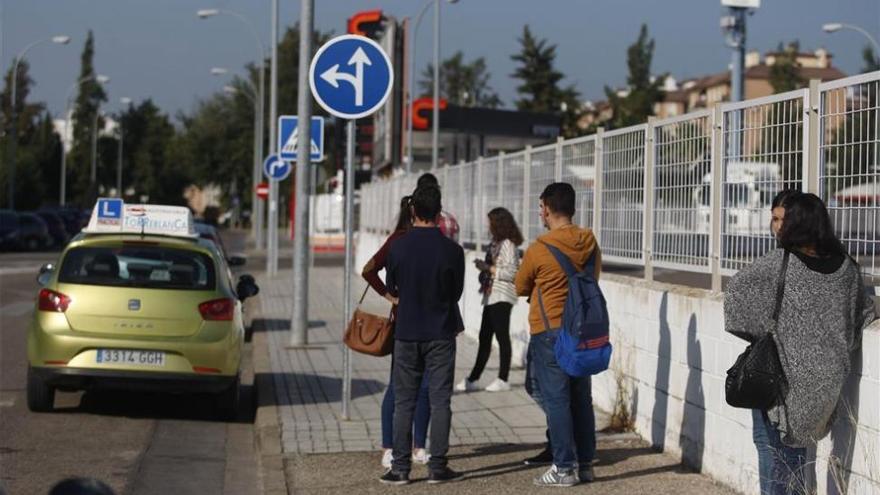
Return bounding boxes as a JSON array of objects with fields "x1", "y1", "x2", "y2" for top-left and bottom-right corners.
[{"x1": 356, "y1": 231, "x2": 880, "y2": 495}]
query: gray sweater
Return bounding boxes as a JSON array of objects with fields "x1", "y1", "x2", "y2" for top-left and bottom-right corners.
[{"x1": 724, "y1": 249, "x2": 875, "y2": 447}]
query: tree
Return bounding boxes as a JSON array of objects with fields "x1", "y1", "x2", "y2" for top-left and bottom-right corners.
[
  {"x1": 119, "y1": 100, "x2": 183, "y2": 205},
  {"x1": 0, "y1": 60, "x2": 48, "y2": 208},
  {"x1": 419, "y1": 51, "x2": 502, "y2": 108},
  {"x1": 68, "y1": 30, "x2": 108, "y2": 206},
  {"x1": 511, "y1": 25, "x2": 581, "y2": 136},
  {"x1": 604, "y1": 24, "x2": 665, "y2": 129},
  {"x1": 769, "y1": 41, "x2": 805, "y2": 94},
  {"x1": 862, "y1": 45, "x2": 880, "y2": 73}
]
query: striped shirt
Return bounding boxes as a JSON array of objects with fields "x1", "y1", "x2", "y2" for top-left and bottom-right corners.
[{"x1": 483, "y1": 239, "x2": 519, "y2": 306}]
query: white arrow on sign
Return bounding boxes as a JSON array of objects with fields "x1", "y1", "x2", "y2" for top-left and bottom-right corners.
[{"x1": 320, "y1": 47, "x2": 372, "y2": 107}]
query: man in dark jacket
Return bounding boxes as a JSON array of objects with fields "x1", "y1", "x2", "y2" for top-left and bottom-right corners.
[{"x1": 381, "y1": 185, "x2": 465, "y2": 485}]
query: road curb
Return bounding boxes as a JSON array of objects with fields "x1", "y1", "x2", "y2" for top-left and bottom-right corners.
[{"x1": 253, "y1": 321, "x2": 289, "y2": 495}]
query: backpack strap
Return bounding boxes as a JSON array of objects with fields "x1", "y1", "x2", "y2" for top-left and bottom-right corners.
[
  {"x1": 538, "y1": 241, "x2": 579, "y2": 278},
  {"x1": 536, "y1": 287, "x2": 552, "y2": 332}
]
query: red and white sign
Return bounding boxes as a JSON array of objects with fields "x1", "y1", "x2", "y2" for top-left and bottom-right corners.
[{"x1": 256, "y1": 182, "x2": 269, "y2": 200}]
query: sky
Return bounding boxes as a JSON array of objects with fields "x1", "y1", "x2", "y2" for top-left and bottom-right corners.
[{"x1": 3, "y1": 0, "x2": 879, "y2": 120}]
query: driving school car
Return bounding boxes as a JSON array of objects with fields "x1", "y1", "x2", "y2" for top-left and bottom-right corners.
[{"x1": 26, "y1": 199, "x2": 259, "y2": 418}]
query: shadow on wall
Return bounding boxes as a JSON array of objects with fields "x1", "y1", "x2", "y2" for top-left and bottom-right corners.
[
  {"x1": 826, "y1": 344, "x2": 863, "y2": 495},
  {"x1": 680, "y1": 313, "x2": 706, "y2": 472},
  {"x1": 652, "y1": 292, "x2": 671, "y2": 450}
]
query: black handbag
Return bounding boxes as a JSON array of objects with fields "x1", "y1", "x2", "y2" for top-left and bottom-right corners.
[{"x1": 725, "y1": 251, "x2": 791, "y2": 410}]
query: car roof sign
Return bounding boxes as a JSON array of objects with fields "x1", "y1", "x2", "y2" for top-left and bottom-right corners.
[{"x1": 84, "y1": 198, "x2": 197, "y2": 238}]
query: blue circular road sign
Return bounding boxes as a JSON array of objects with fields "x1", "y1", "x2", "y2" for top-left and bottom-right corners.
[
  {"x1": 309, "y1": 34, "x2": 394, "y2": 120},
  {"x1": 263, "y1": 154, "x2": 291, "y2": 181}
]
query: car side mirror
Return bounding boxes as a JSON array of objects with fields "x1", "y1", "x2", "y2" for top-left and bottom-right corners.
[
  {"x1": 236, "y1": 274, "x2": 259, "y2": 301},
  {"x1": 227, "y1": 255, "x2": 247, "y2": 267},
  {"x1": 37, "y1": 263, "x2": 55, "y2": 286}
]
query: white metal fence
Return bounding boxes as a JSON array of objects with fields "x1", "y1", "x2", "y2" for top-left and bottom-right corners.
[{"x1": 360, "y1": 71, "x2": 880, "y2": 289}]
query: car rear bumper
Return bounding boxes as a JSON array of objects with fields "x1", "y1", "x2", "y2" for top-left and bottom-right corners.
[{"x1": 32, "y1": 366, "x2": 237, "y2": 394}]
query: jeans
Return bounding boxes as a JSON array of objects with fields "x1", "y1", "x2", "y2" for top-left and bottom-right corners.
[
  {"x1": 526, "y1": 335, "x2": 551, "y2": 449},
  {"x1": 752, "y1": 409, "x2": 808, "y2": 495},
  {"x1": 392, "y1": 339, "x2": 456, "y2": 474},
  {"x1": 468, "y1": 302, "x2": 513, "y2": 382},
  {"x1": 531, "y1": 329, "x2": 596, "y2": 470},
  {"x1": 381, "y1": 355, "x2": 430, "y2": 449}
]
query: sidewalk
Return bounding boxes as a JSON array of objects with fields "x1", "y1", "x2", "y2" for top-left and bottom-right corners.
[{"x1": 254, "y1": 256, "x2": 738, "y2": 494}]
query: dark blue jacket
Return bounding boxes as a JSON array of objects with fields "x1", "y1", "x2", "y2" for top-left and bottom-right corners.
[{"x1": 386, "y1": 227, "x2": 465, "y2": 341}]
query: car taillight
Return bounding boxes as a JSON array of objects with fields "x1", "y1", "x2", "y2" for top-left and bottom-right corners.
[
  {"x1": 198, "y1": 298, "x2": 234, "y2": 321},
  {"x1": 39, "y1": 289, "x2": 71, "y2": 312}
]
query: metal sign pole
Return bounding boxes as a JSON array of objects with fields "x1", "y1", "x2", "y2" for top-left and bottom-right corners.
[{"x1": 342, "y1": 119, "x2": 355, "y2": 420}]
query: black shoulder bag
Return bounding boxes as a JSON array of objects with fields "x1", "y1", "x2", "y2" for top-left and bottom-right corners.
[{"x1": 725, "y1": 251, "x2": 791, "y2": 410}]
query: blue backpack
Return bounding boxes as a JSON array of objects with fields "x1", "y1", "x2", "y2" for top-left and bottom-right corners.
[{"x1": 536, "y1": 241, "x2": 612, "y2": 377}]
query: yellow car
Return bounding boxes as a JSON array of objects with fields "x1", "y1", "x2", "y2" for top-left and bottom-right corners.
[{"x1": 26, "y1": 201, "x2": 259, "y2": 418}]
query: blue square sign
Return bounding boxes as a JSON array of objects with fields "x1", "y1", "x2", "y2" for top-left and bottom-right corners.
[
  {"x1": 96, "y1": 198, "x2": 123, "y2": 225},
  {"x1": 278, "y1": 116, "x2": 324, "y2": 162}
]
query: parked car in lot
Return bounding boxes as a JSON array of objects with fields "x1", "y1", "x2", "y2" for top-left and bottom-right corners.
[
  {"x1": 17, "y1": 213, "x2": 53, "y2": 251},
  {"x1": 36, "y1": 210, "x2": 70, "y2": 247},
  {"x1": 53, "y1": 208, "x2": 86, "y2": 237},
  {"x1": 27, "y1": 201, "x2": 259, "y2": 418},
  {"x1": 0, "y1": 210, "x2": 20, "y2": 251}
]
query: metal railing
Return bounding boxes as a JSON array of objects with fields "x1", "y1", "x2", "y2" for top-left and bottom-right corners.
[{"x1": 359, "y1": 71, "x2": 880, "y2": 289}]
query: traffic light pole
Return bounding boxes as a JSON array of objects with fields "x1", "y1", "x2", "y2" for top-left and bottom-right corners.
[
  {"x1": 266, "y1": 0, "x2": 279, "y2": 276},
  {"x1": 290, "y1": 0, "x2": 313, "y2": 347}
]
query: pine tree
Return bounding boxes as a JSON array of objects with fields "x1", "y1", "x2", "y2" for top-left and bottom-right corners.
[
  {"x1": 604, "y1": 24, "x2": 665, "y2": 129},
  {"x1": 769, "y1": 41, "x2": 805, "y2": 94},
  {"x1": 69, "y1": 30, "x2": 107, "y2": 206},
  {"x1": 511, "y1": 25, "x2": 581, "y2": 136},
  {"x1": 862, "y1": 45, "x2": 880, "y2": 73},
  {"x1": 419, "y1": 51, "x2": 502, "y2": 108}
]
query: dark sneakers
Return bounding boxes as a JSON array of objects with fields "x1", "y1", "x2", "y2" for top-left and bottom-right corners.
[
  {"x1": 427, "y1": 467, "x2": 464, "y2": 484},
  {"x1": 523, "y1": 447, "x2": 554, "y2": 466},
  {"x1": 379, "y1": 470, "x2": 410, "y2": 486}
]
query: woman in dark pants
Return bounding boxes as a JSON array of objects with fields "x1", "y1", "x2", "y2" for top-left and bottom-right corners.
[
  {"x1": 362, "y1": 196, "x2": 431, "y2": 468},
  {"x1": 725, "y1": 192, "x2": 874, "y2": 494},
  {"x1": 456, "y1": 207, "x2": 523, "y2": 393}
]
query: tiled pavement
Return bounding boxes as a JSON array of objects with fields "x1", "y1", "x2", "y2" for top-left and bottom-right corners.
[{"x1": 256, "y1": 262, "x2": 611, "y2": 455}]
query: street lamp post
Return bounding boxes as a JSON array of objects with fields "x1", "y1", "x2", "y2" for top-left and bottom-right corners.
[
  {"x1": 6, "y1": 35, "x2": 70, "y2": 209},
  {"x1": 117, "y1": 97, "x2": 131, "y2": 198},
  {"x1": 60, "y1": 74, "x2": 109, "y2": 206},
  {"x1": 198, "y1": 8, "x2": 267, "y2": 250},
  {"x1": 822, "y1": 22, "x2": 880, "y2": 56},
  {"x1": 406, "y1": 0, "x2": 458, "y2": 173}
]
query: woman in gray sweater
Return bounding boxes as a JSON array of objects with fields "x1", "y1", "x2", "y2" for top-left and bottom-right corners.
[{"x1": 725, "y1": 192, "x2": 875, "y2": 495}]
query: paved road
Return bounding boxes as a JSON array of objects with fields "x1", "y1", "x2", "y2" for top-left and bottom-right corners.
[{"x1": 0, "y1": 235, "x2": 260, "y2": 495}]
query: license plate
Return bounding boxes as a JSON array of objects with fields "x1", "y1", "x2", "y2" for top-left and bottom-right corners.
[{"x1": 95, "y1": 349, "x2": 166, "y2": 367}]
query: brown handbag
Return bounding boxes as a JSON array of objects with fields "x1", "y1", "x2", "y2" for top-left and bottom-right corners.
[{"x1": 343, "y1": 287, "x2": 395, "y2": 357}]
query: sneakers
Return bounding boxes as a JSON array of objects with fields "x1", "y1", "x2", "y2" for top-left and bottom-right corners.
[
  {"x1": 484, "y1": 378, "x2": 511, "y2": 392},
  {"x1": 381, "y1": 449, "x2": 392, "y2": 469},
  {"x1": 427, "y1": 467, "x2": 464, "y2": 484},
  {"x1": 533, "y1": 465, "x2": 578, "y2": 487},
  {"x1": 523, "y1": 447, "x2": 553, "y2": 466},
  {"x1": 412, "y1": 448, "x2": 430, "y2": 464},
  {"x1": 455, "y1": 379, "x2": 479, "y2": 392},
  {"x1": 578, "y1": 464, "x2": 595, "y2": 483},
  {"x1": 379, "y1": 469, "x2": 410, "y2": 486}
]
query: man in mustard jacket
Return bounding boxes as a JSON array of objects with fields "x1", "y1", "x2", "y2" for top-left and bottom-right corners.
[{"x1": 515, "y1": 182, "x2": 601, "y2": 487}]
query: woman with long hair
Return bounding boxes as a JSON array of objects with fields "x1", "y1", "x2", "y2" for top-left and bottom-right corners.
[
  {"x1": 725, "y1": 192, "x2": 874, "y2": 494},
  {"x1": 362, "y1": 195, "x2": 431, "y2": 469},
  {"x1": 456, "y1": 207, "x2": 523, "y2": 393}
]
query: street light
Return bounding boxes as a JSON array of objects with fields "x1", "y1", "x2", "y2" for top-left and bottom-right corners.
[
  {"x1": 406, "y1": 0, "x2": 460, "y2": 173},
  {"x1": 197, "y1": 7, "x2": 267, "y2": 250},
  {"x1": 822, "y1": 22, "x2": 880, "y2": 55},
  {"x1": 59, "y1": 74, "x2": 109, "y2": 206},
  {"x1": 116, "y1": 97, "x2": 132, "y2": 198},
  {"x1": 6, "y1": 34, "x2": 71, "y2": 209},
  {"x1": 210, "y1": 67, "x2": 228, "y2": 76}
]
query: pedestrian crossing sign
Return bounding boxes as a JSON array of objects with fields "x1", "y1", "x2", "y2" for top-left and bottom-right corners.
[{"x1": 278, "y1": 116, "x2": 324, "y2": 162}]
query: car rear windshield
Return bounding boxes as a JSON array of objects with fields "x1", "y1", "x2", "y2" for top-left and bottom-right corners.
[{"x1": 58, "y1": 245, "x2": 216, "y2": 290}]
